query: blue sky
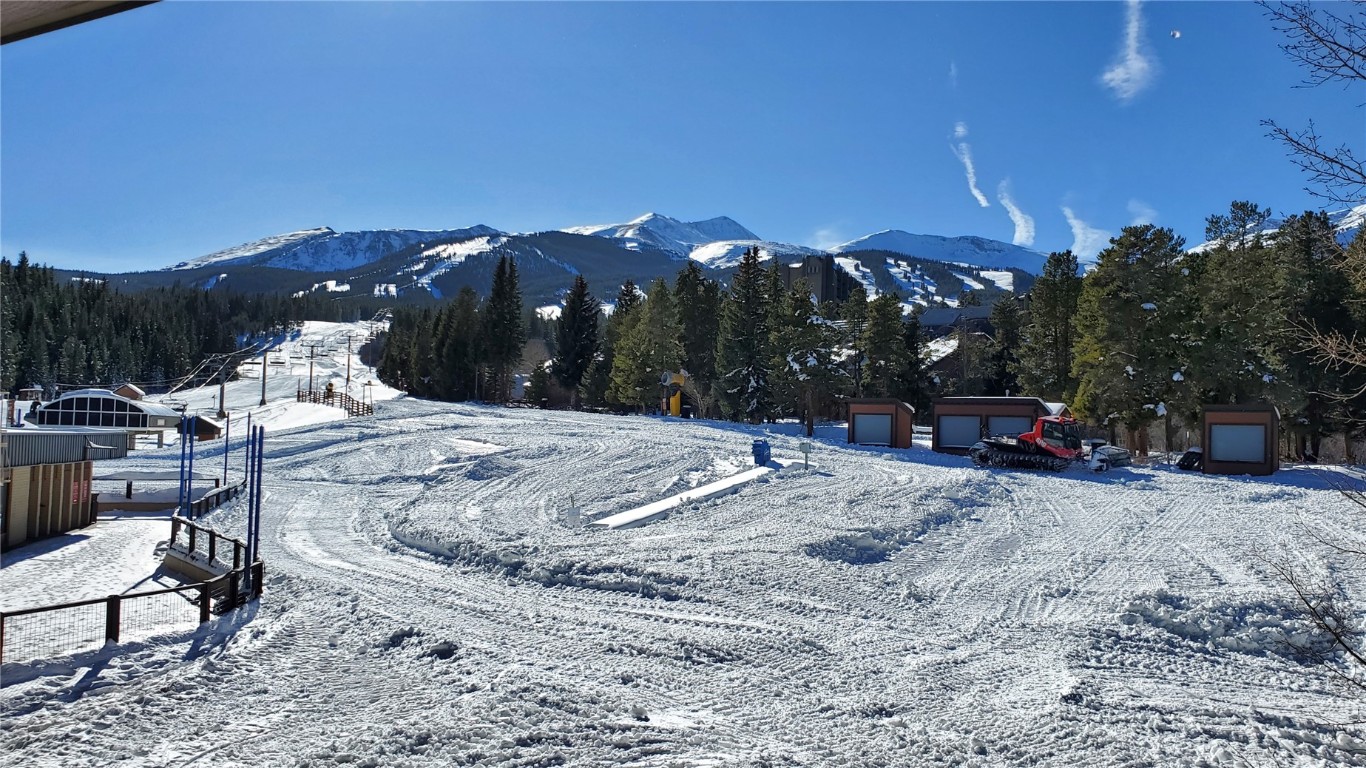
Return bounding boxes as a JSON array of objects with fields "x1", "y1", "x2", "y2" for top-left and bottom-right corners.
[{"x1": 2, "y1": 1, "x2": 1361, "y2": 273}]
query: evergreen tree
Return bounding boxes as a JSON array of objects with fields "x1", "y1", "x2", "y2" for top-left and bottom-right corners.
[
  {"x1": 1072, "y1": 225, "x2": 1189, "y2": 453},
  {"x1": 896, "y1": 311, "x2": 929, "y2": 413},
  {"x1": 440, "y1": 287, "x2": 483, "y2": 400},
  {"x1": 770, "y1": 281, "x2": 846, "y2": 435},
  {"x1": 985, "y1": 296, "x2": 1025, "y2": 395},
  {"x1": 481, "y1": 255, "x2": 525, "y2": 402},
  {"x1": 609, "y1": 278, "x2": 682, "y2": 410},
  {"x1": 582, "y1": 281, "x2": 641, "y2": 408},
  {"x1": 673, "y1": 262, "x2": 721, "y2": 400},
  {"x1": 1014, "y1": 251, "x2": 1082, "y2": 400},
  {"x1": 839, "y1": 282, "x2": 870, "y2": 397},
  {"x1": 553, "y1": 275, "x2": 599, "y2": 408},
  {"x1": 1185, "y1": 202, "x2": 1282, "y2": 412},
  {"x1": 863, "y1": 293, "x2": 909, "y2": 398},
  {"x1": 1274, "y1": 211, "x2": 1361, "y2": 455},
  {"x1": 715, "y1": 247, "x2": 772, "y2": 422}
]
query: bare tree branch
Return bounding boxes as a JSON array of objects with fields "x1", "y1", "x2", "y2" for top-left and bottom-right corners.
[
  {"x1": 1262, "y1": 555, "x2": 1366, "y2": 680},
  {"x1": 1261, "y1": 0, "x2": 1366, "y2": 85},
  {"x1": 1264, "y1": 120, "x2": 1366, "y2": 206},
  {"x1": 1260, "y1": 1, "x2": 1366, "y2": 204}
]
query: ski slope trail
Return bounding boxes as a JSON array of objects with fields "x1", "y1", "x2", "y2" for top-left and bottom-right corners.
[{"x1": 3, "y1": 399, "x2": 1365, "y2": 766}]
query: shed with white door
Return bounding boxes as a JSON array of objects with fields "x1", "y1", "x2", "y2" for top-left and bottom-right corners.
[
  {"x1": 846, "y1": 399, "x2": 916, "y2": 449},
  {"x1": 1201, "y1": 403, "x2": 1279, "y2": 476},
  {"x1": 931, "y1": 396, "x2": 1064, "y2": 454}
]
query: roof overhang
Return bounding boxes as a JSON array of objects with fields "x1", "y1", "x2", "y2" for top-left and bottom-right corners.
[{"x1": 2, "y1": 1, "x2": 157, "y2": 45}]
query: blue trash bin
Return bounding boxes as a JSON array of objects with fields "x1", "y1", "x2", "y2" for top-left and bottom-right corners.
[{"x1": 752, "y1": 439, "x2": 771, "y2": 466}]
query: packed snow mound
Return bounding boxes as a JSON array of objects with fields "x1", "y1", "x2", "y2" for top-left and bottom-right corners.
[
  {"x1": 833, "y1": 230, "x2": 1047, "y2": 274},
  {"x1": 564, "y1": 212, "x2": 761, "y2": 257},
  {"x1": 689, "y1": 240, "x2": 823, "y2": 269},
  {"x1": 1188, "y1": 202, "x2": 1366, "y2": 254},
  {"x1": 168, "y1": 225, "x2": 503, "y2": 272}
]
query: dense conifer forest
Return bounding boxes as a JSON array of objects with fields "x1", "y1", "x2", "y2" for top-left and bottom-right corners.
[
  {"x1": 377, "y1": 204, "x2": 1366, "y2": 451},
  {"x1": 1, "y1": 253, "x2": 380, "y2": 395}
]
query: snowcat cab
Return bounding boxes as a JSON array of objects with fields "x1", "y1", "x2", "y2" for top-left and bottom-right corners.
[{"x1": 968, "y1": 415, "x2": 1086, "y2": 471}]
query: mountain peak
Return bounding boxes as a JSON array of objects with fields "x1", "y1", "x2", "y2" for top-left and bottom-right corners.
[
  {"x1": 833, "y1": 230, "x2": 1045, "y2": 273},
  {"x1": 562, "y1": 212, "x2": 760, "y2": 256}
]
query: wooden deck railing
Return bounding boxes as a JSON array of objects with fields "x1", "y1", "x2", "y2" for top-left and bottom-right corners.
[{"x1": 296, "y1": 388, "x2": 373, "y2": 417}]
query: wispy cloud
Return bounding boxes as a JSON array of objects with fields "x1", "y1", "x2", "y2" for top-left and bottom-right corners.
[
  {"x1": 997, "y1": 180, "x2": 1035, "y2": 247},
  {"x1": 949, "y1": 61, "x2": 958, "y2": 89},
  {"x1": 1101, "y1": 0, "x2": 1156, "y2": 103},
  {"x1": 809, "y1": 227, "x2": 847, "y2": 251},
  {"x1": 1127, "y1": 199, "x2": 1159, "y2": 225},
  {"x1": 950, "y1": 123, "x2": 990, "y2": 208},
  {"x1": 1062, "y1": 206, "x2": 1111, "y2": 260}
]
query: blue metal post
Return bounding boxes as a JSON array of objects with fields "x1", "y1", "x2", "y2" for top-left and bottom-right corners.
[
  {"x1": 243, "y1": 412, "x2": 253, "y2": 481},
  {"x1": 244, "y1": 426, "x2": 264, "y2": 593},
  {"x1": 186, "y1": 417, "x2": 197, "y2": 517},
  {"x1": 223, "y1": 413, "x2": 230, "y2": 485},
  {"x1": 253, "y1": 427, "x2": 264, "y2": 563},
  {"x1": 178, "y1": 417, "x2": 189, "y2": 514},
  {"x1": 243, "y1": 425, "x2": 256, "y2": 594}
]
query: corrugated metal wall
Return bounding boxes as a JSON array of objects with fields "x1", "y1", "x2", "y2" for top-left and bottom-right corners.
[{"x1": 3, "y1": 430, "x2": 129, "y2": 467}]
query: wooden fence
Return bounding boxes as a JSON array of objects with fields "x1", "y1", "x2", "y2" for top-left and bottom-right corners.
[
  {"x1": 0, "y1": 517, "x2": 263, "y2": 666},
  {"x1": 296, "y1": 388, "x2": 373, "y2": 417},
  {"x1": 186, "y1": 480, "x2": 247, "y2": 519}
]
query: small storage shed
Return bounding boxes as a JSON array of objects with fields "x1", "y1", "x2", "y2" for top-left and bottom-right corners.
[
  {"x1": 1202, "y1": 403, "x2": 1280, "y2": 476},
  {"x1": 113, "y1": 382, "x2": 145, "y2": 400},
  {"x1": 847, "y1": 399, "x2": 916, "y2": 449},
  {"x1": 932, "y1": 396, "x2": 1058, "y2": 454},
  {"x1": 191, "y1": 416, "x2": 224, "y2": 442}
]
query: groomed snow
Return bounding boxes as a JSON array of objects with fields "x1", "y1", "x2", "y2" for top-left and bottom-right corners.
[
  {"x1": 979, "y1": 269, "x2": 1014, "y2": 292},
  {"x1": 3, "y1": 340, "x2": 1365, "y2": 765}
]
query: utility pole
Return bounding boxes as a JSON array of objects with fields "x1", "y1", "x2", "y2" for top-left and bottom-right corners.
[
  {"x1": 345, "y1": 334, "x2": 355, "y2": 395},
  {"x1": 302, "y1": 343, "x2": 323, "y2": 393},
  {"x1": 259, "y1": 351, "x2": 268, "y2": 407}
]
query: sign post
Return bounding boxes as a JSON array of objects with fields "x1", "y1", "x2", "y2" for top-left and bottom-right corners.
[{"x1": 798, "y1": 441, "x2": 812, "y2": 471}]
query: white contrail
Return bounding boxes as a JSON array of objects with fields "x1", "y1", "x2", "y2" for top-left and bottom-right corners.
[
  {"x1": 1101, "y1": 0, "x2": 1156, "y2": 102},
  {"x1": 997, "y1": 180, "x2": 1035, "y2": 247},
  {"x1": 1062, "y1": 206, "x2": 1111, "y2": 260},
  {"x1": 951, "y1": 123, "x2": 990, "y2": 208}
]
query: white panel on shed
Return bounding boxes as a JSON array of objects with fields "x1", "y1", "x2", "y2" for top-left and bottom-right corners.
[
  {"x1": 853, "y1": 413, "x2": 894, "y2": 446},
  {"x1": 1209, "y1": 424, "x2": 1266, "y2": 463},
  {"x1": 987, "y1": 416, "x2": 1033, "y2": 439},
  {"x1": 937, "y1": 415, "x2": 981, "y2": 448}
]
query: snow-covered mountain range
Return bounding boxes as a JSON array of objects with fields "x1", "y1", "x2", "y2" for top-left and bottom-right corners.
[
  {"x1": 831, "y1": 231, "x2": 1047, "y2": 273},
  {"x1": 124, "y1": 203, "x2": 1366, "y2": 308},
  {"x1": 562, "y1": 213, "x2": 828, "y2": 269},
  {"x1": 171, "y1": 226, "x2": 501, "y2": 272},
  {"x1": 139, "y1": 212, "x2": 1039, "y2": 307}
]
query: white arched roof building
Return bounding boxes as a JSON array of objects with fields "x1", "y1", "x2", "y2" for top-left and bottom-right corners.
[{"x1": 32, "y1": 389, "x2": 180, "y2": 430}]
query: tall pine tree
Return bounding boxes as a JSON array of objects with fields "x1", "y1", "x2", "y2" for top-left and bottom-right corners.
[
  {"x1": 716, "y1": 247, "x2": 772, "y2": 422},
  {"x1": 1014, "y1": 251, "x2": 1082, "y2": 400},
  {"x1": 609, "y1": 278, "x2": 682, "y2": 411},
  {"x1": 1072, "y1": 225, "x2": 1189, "y2": 453},
  {"x1": 553, "y1": 275, "x2": 599, "y2": 408},
  {"x1": 482, "y1": 255, "x2": 525, "y2": 402}
]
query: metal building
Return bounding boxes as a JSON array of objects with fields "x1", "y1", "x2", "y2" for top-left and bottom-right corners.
[{"x1": 2, "y1": 428, "x2": 130, "y2": 550}]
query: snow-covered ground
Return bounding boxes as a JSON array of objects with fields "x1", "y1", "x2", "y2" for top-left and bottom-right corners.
[{"x1": 3, "y1": 325, "x2": 1365, "y2": 765}]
